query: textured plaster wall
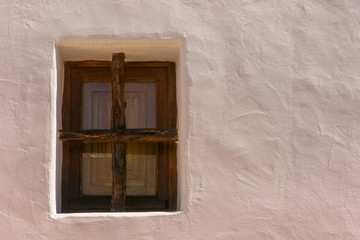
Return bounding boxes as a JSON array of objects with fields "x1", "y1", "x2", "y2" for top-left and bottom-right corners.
[{"x1": 1, "y1": 0, "x2": 360, "y2": 239}]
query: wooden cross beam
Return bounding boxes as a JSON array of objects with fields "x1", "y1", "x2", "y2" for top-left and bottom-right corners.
[
  {"x1": 110, "y1": 53, "x2": 126, "y2": 211},
  {"x1": 59, "y1": 129, "x2": 178, "y2": 142}
]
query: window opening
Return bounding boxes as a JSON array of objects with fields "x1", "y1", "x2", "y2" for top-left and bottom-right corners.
[{"x1": 59, "y1": 53, "x2": 177, "y2": 212}]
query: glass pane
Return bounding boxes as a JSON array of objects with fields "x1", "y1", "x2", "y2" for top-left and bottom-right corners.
[
  {"x1": 81, "y1": 82, "x2": 157, "y2": 196},
  {"x1": 82, "y1": 143, "x2": 112, "y2": 195},
  {"x1": 82, "y1": 143, "x2": 157, "y2": 196},
  {"x1": 126, "y1": 143, "x2": 157, "y2": 195},
  {"x1": 124, "y1": 82, "x2": 156, "y2": 128},
  {"x1": 83, "y1": 82, "x2": 112, "y2": 130},
  {"x1": 82, "y1": 82, "x2": 156, "y2": 129}
]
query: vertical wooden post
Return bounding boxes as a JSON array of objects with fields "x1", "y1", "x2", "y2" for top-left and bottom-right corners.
[{"x1": 111, "y1": 53, "x2": 126, "y2": 211}]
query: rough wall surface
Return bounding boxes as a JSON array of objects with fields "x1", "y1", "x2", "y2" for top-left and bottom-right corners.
[{"x1": 1, "y1": 0, "x2": 360, "y2": 239}]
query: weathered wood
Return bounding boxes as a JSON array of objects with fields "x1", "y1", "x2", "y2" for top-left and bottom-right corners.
[
  {"x1": 167, "y1": 63, "x2": 178, "y2": 210},
  {"x1": 168, "y1": 141, "x2": 177, "y2": 211},
  {"x1": 64, "y1": 61, "x2": 171, "y2": 68},
  {"x1": 111, "y1": 53, "x2": 126, "y2": 129},
  {"x1": 111, "y1": 53, "x2": 126, "y2": 212},
  {"x1": 111, "y1": 143, "x2": 126, "y2": 211},
  {"x1": 61, "y1": 65, "x2": 83, "y2": 212},
  {"x1": 64, "y1": 61, "x2": 111, "y2": 68},
  {"x1": 59, "y1": 129, "x2": 178, "y2": 142},
  {"x1": 69, "y1": 196, "x2": 167, "y2": 211}
]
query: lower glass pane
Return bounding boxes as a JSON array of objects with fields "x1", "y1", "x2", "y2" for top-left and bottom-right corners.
[{"x1": 82, "y1": 143, "x2": 157, "y2": 196}]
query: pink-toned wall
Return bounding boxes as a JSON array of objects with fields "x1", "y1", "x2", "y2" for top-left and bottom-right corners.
[{"x1": 1, "y1": 0, "x2": 360, "y2": 239}]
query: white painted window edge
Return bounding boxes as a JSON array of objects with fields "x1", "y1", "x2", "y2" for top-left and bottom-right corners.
[{"x1": 51, "y1": 211, "x2": 183, "y2": 220}]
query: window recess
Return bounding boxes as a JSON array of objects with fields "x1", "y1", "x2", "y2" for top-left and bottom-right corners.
[{"x1": 59, "y1": 53, "x2": 177, "y2": 212}]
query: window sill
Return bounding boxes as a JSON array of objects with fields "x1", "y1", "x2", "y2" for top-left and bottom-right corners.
[{"x1": 51, "y1": 211, "x2": 183, "y2": 221}]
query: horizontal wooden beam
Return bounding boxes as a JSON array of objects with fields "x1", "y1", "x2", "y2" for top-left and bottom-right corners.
[{"x1": 59, "y1": 129, "x2": 178, "y2": 143}]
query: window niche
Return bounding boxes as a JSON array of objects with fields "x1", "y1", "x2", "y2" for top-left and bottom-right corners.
[{"x1": 56, "y1": 40, "x2": 181, "y2": 213}]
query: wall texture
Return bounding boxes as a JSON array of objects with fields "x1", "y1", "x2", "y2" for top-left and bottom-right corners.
[{"x1": 1, "y1": 0, "x2": 360, "y2": 239}]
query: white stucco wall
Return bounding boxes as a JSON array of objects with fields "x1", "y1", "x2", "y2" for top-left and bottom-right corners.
[{"x1": 1, "y1": 0, "x2": 360, "y2": 239}]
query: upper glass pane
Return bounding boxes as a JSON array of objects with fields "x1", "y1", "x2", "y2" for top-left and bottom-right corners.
[{"x1": 82, "y1": 82, "x2": 156, "y2": 129}]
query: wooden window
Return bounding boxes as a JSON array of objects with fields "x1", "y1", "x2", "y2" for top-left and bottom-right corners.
[{"x1": 59, "y1": 53, "x2": 177, "y2": 212}]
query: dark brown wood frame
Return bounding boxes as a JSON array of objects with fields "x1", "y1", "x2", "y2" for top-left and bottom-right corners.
[{"x1": 60, "y1": 60, "x2": 177, "y2": 212}]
